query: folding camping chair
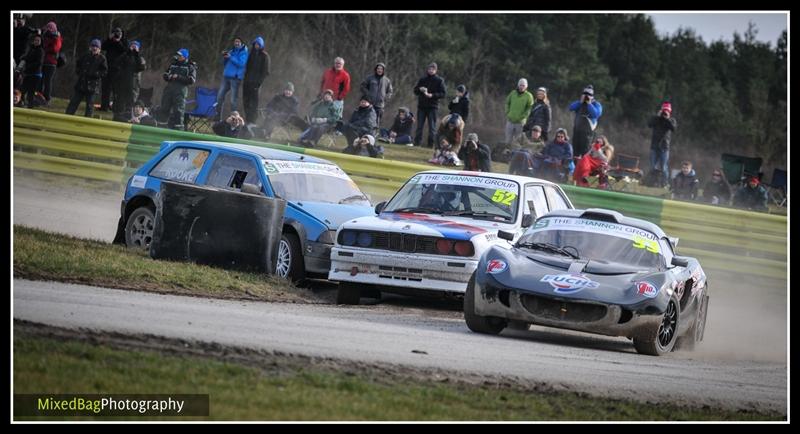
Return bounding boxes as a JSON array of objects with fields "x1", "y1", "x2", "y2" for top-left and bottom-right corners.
[
  {"x1": 765, "y1": 168, "x2": 787, "y2": 207},
  {"x1": 183, "y1": 87, "x2": 218, "y2": 133},
  {"x1": 721, "y1": 153, "x2": 763, "y2": 189},
  {"x1": 607, "y1": 153, "x2": 644, "y2": 192}
]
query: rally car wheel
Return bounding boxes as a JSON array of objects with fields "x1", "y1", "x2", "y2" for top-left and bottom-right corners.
[
  {"x1": 125, "y1": 207, "x2": 155, "y2": 250},
  {"x1": 464, "y1": 275, "x2": 507, "y2": 335},
  {"x1": 337, "y1": 282, "x2": 361, "y2": 305},
  {"x1": 634, "y1": 295, "x2": 680, "y2": 356},
  {"x1": 276, "y1": 233, "x2": 305, "y2": 282},
  {"x1": 678, "y1": 293, "x2": 709, "y2": 351}
]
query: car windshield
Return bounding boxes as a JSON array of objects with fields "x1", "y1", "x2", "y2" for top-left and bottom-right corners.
[
  {"x1": 263, "y1": 160, "x2": 370, "y2": 206},
  {"x1": 383, "y1": 173, "x2": 519, "y2": 222},
  {"x1": 517, "y1": 216, "x2": 664, "y2": 269}
]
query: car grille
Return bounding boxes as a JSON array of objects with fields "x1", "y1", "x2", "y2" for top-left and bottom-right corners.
[
  {"x1": 359, "y1": 231, "x2": 439, "y2": 255},
  {"x1": 520, "y1": 294, "x2": 607, "y2": 323}
]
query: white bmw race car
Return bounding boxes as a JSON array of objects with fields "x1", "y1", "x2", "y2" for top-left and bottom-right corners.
[{"x1": 329, "y1": 170, "x2": 574, "y2": 304}]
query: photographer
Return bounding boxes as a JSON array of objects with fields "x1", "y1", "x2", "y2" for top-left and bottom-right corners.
[
  {"x1": 647, "y1": 101, "x2": 677, "y2": 188},
  {"x1": 100, "y1": 27, "x2": 128, "y2": 111},
  {"x1": 343, "y1": 134, "x2": 384, "y2": 158},
  {"x1": 216, "y1": 36, "x2": 249, "y2": 119},
  {"x1": 568, "y1": 84, "x2": 603, "y2": 157},
  {"x1": 212, "y1": 111, "x2": 251, "y2": 139},
  {"x1": 457, "y1": 133, "x2": 492, "y2": 172}
]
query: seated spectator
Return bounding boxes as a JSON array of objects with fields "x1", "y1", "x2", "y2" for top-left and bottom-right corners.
[
  {"x1": 212, "y1": 110, "x2": 252, "y2": 139},
  {"x1": 458, "y1": 133, "x2": 492, "y2": 172},
  {"x1": 700, "y1": 168, "x2": 732, "y2": 205},
  {"x1": 448, "y1": 84, "x2": 470, "y2": 122},
  {"x1": 379, "y1": 107, "x2": 415, "y2": 145},
  {"x1": 298, "y1": 89, "x2": 341, "y2": 148},
  {"x1": 536, "y1": 128, "x2": 574, "y2": 182},
  {"x1": 429, "y1": 138, "x2": 462, "y2": 167},
  {"x1": 343, "y1": 134, "x2": 384, "y2": 158},
  {"x1": 436, "y1": 113, "x2": 465, "y2": 154},
  {"x1": 14, "y1": 89, "x2": 25, "y2": 107},
  {"x1": 732, "y1": 175, "x2": 769, "y2": 212},
  {"x1": 261, "y1": 82, "x2": 301, "y2": 139},
  {"x1": 337, "y1": 95, "x2": 377, "y2": 145},
  {"x1": 670, "y1": 160, "x2": 699, "y2": 200},
  {"x1": 522, "y1": 125, "x2": 546, "y2": 154},
  {"x1": 129, "y1": 100, "x2": 156, "y2": 126},
  {"x1": 574, "y1": 135, "x2": 614, "y2": 189}
]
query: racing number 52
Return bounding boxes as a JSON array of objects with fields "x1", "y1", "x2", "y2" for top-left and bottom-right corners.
[{"x1": 491, "y1": 190, "x2": 517, "y2": 206}]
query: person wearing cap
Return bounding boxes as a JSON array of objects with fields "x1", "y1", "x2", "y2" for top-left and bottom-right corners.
[
  {"x1": 505, "y1": 78, "x2": 534, "y2": 148},
  {"x1": 111, "y1": 39, "x2": 147, "y2": 122},
  {"x1": 40, "y1": 21, "x2": 62, "y2": 105},
  {"x1": 435, "y1": 112, "x2": 465, "y2": 154},
  {"x1": 128, "y1": 100, "x2": 156, "y2": 127},
  {"x1": 670, "y1": 160, "x2": 699, "y2": 200},
  {"x1": 700, "y1": 168, "x2": 732, "y2": 205},
  {"x1": 568, "y1": 84, "x2": 603, "y2": 157},
  {"x1": 298, "y1": 89, "x2": 341, "y2": 147},
  {"x1": 380, "y1": 107, "x2": 415, "y2": 145},
  {"x1": 733, "y1": 175, "x2": 769, "y2": 212},
  {"x1": 338, "y1": 95, "x2": 378, "y2": 145},
  {"x1": 648, "y1": 101, "x2": 678, "y2": 188},
  {"x1": 216, "y1": 36, "x2": 249, "y2": 119},
  {"x1": 319, "y1": 57, "x2": 351, "y2": 113},
  {"x1": 413, "y1": 62, "x2": 447, "y2": 148},
  {"x1": 360, "y1": 63, "x2": 394, "y2": 128},
  {"x1": 261, "y1": 82, "x2": 301, "y2": 139},
  {"x1": 65, "y1": 38, "x2": 108, "y2": 117},
  {"x1": 343, "y1": 134, "x2": 384, "y2": 158},
  {"x1": 458, "y1": 132, "x2": 492, "y2": 172},
  {"x1": 524, "y1": 86, "x2": 552, "y2": 142},
  {"x1": 20, "y1": 33, "x2": 44, "y2": 108},
  {"x1": 242, "y1": 36, "x2": 271, "y2": 124},
  {"x1": 448, "y1": 84, "x2": 470, "y2": 122},
  {"x1": 14, "y1": 14, "x2": 37, "y2": 64},
  {"x1": 158, "y1": 48, "x2": 196, "y2": 130},
  {"x1": 100, "y1": 27, "x2": 128, "y2": 111}
]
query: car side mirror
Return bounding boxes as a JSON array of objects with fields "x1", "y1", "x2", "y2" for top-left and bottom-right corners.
[
  {"x1": 671, "y1": 257, "x2": 689, "y2": 267},
  {"x1": 521, "y1": 214, "x2": 534, "y2": 228},
  {"x1": 498, "y1": 230, "x2": 514, "y2": 241},
  {"x1": 375, "y1": 201, "x2": 386, "y2": 214}
]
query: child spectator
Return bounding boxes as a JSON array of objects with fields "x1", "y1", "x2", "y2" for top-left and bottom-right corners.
[
  {"x1": 129, "y1": 100, "x2": 156, "y2": 126},
  {"x1": 670, "y1": 160, "x2": 699, "y2": 200},
  {"x1": 379, "y1": 107, "x2": 415, "y2": 146},
  {"x1": 448, "y1": 84, "x2": 470, "y2": 122}
]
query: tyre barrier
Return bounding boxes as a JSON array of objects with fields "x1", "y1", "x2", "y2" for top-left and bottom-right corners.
[{"x1": 150, "y1": 181, "x2": 286, "y2": 274}]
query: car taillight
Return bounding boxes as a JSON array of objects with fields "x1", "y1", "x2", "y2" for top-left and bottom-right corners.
[
  {"x1": 340, "y1": 230, "x2": 357, "y2": 246},
  {"x1": 435, "y1": 239, "x2": 453, "y2": 254},
  {"x1": 454, "y1": 241, "x2": 474, "y2": 257}
]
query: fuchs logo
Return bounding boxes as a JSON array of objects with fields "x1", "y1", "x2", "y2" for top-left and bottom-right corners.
[
  {"x1": 636, "y1": 282, "x2": 659, "y2": 298},
  {"x1": 486, "y1": 259, "x2": 508, "y2": 274},
  {"x1": 541, "y1": 273, "x2": 599, "y2": 294}
]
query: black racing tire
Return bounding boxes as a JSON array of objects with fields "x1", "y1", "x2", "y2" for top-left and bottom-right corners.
[
  {"x1": 677, "y1": 293, "x2": 709, "y2": 351},
  {"x1": 276, "y1": 233, "x2": 305, "y2": 282},
  {"x1": 337, "y1": 282, "x2": 361, "y2": 305},
  {"x1": 634, "y1": 294, "x2": 681, "y2": 356},
  {"x1": 124, "y1": 206, "x2": 155, "y2": 251},
  {"x1": 463, "y1": 274, "x2": 507, "y2": 335}
]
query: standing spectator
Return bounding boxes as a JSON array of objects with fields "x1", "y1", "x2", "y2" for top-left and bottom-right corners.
[
  {"x1": 343, "y1": 134, "x2": 384, "y2": 158},
  {"x1": 14, "y1": 14, "x2": 37, "y2": 64},
  {"x1": 338, "y1": 95, "x2": 377, "y2": 145},
  {"x1": 359, "y1": 62, "x2": 393, "y2": 127},
  {"x1": 379, "y1": 107, "x2": 415, "y2": 145},
  {"x1": 112, "y1": 40, "x2": 146, "y2": 122},
  {"x1": 524, "y1": 87, "x2": 552, "y2": 142},
  {"x1": 648, "y1": 101, "x2": 677, "y2": 188},
  {"x1": 413, "y1": 62, "x2": 447, "y2": 148},
  {"x1": 216, "y1": 36, "x2": 249, "y2": 118},
  {"x1": 212, "y1": 111, "x2": 251, "y2": 139},
  {"x1": 298, "y1": 89, "x2": 340, "y2": 147},
  {"x1": 40, "y1": 21, "x2": 62, "y2": 105},
  {"x1": 458, "y1": 133, "x2": 492, "y2": 172},
  {"x1": 100, "y1": 27, "x2": 128, "y2": 111},
  {"x1": 20, "y1": 34, "x2": 44, "y2": 108},
  {"x1": 242, "y1": 36, "x2": 270, "y2": 124},
  {"x1": 670, "y1": 160, "x2": 700, "y2": 200},
  {"x1": 505, "y1": 78, "x2": 534, "y2": 148},
  {"x1": 732, "y1": 175, "x2": 769, "y2": 212},
  {"x1": 320, "y1": 57, "x2": 351, "y2": 114},
  {"x1": 700, "y1": 168, "x2": 732, "y2": 205},
  {"x1": 158, "y1": 48, "x2": 196, "y2": 130},
  {"x1": 65, "y1": 38, "x2": 107, "y2": 117},
  {"x1": 448, "y1": 84, "x2": 470, "y2": 122},
  {"x1": 129, "y1": 100, "x2": 156, "y2": 126},
  {"x1": 568, "y1": 84, "x2": 603, "y2": 157},
  {"x1": 436, "y1": 113, "x2": 465, "y2": 152},
  {"x1": 574, "y1": 136, "x2": 614, "y2": 189},
  {"x1": 261, "y1": 82, "x2": 300, "y2": 139}
]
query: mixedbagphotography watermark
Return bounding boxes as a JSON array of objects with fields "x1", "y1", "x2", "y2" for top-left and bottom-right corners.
[{"x1": 14, "y1": 394, "x2": 209, "y2": 417}]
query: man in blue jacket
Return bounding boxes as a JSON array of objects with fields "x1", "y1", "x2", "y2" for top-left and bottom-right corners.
[
  {"x1": 216, "y1": 36, "x2": 249, "y2": 119},
  {"x1": 568, "y1": 84, "x2": 603, "y2": 157}
]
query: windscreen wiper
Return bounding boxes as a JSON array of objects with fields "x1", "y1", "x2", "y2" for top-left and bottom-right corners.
[
  {"x1": 338, "y1": 194, "x2": 368, "y2": 204},
  {"x1": 390, "y1": 207, "x2": 442, "y2": 214},
  {"x1": 517, "y1": 242, "x2": 580, "y2": 259},
  {"x1": 442, "y1": 210, "x2": 510, "y2": 221}
]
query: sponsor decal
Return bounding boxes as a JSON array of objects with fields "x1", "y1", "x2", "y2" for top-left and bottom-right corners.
[
  {"x1": 491, "y1": 190, "x2": 518, "y2": 205},
  {"x1": 415, "y1": 173, "x2": 519, "y2": 194},
  {"x1": 486, "y1": 259, "x2": 508, "y2": 274},
  {"x1": 541, "y1": 273, "x2": 599, "y2": 294},
  {"x1": 636, "y1": 282, "x2": 659, "y2": 298},
  {"x1": 530, "y1": 217, "x2": 661, "y2": 253},
  {"x1": 263, "y1": 160, "x2": 351, "y2": 180},
  {"x1": 130, "y1": 175, "x2": 147, "y2": 189}
]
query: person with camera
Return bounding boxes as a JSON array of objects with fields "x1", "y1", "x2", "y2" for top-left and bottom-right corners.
[
  {"x1": 19, "y1": 33, "x2": 44, "y2": 108},
  {"x1": 157, "y1": 48, "x2": 196, "y2": 130},
  {"x1": 112, "y1": 40, "x2": 146, "y2": 122},
  {"x1": 457, "y1": 133, "x2": 492, "y2": 172},
  {"x1": 343, "y1": 134, "x2": 384, "y2": 158},
  {"x1": 338, "y1": 95, "x2": 378, "y2": 145},
  {"x1": 448, "y1": 84, "x2": 470, "y2": 122},
  {"x1": 100, "y1": 27, "x2": 128, "y2": 111},
  {"x1": 413, "y1": 62, "x2": 447, "y2": 148},
  {"x1": 647, "y1": 101, "x2": 677, "y2": 188},
  {"x1": 216, "y1": 36, "x2": 249, "y2": 119},
  {"x1": 242, "y1": 36, "x2": 271, "y2": 125},
  {"x1": 65, "y1": 38, "x2": 107, "y2": 117},
  {"x1": 298, "y1": 89, "x2": 340, "y2": 147},
  {"x1": 212, "y1": 110, "x2": 251, "y2": 139},
  {"x1": 505, "y1": 78, "x2": 534, "y2": 148},
  {"x1": 40, "y1": 21, "x2": 62, "y2": 105},
  {"x1": 568, "y1": 84, "x2": 603, "y2": 157}
]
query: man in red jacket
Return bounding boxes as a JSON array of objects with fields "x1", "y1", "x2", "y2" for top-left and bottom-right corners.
[{"x1": 319, "y1": 56, "x2": 351, "y2": 113}]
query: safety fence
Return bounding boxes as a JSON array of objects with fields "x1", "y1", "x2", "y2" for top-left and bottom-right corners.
[{"x1": 13, "y1": 108, "x2": 787, "y2": 279}]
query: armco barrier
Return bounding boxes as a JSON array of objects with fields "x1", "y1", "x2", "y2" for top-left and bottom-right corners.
[{"x1": 13, "y1": 108, "x2": 786, "y2": 279}]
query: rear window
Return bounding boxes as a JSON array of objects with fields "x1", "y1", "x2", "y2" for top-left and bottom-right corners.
[{"x1": 149, "y1": 147, "x2": 210, "y2": 184}]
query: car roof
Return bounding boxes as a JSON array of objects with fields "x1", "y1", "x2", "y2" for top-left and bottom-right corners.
[
  {"x1": 163, "y1": 141, "x2": 334, "y2": 165},
  {"x1": 414, "y1": 169, "x2": 560, "y2": 187},
  {"x1": 539, "y1": 208, "x2": 668, "y2": 239}
]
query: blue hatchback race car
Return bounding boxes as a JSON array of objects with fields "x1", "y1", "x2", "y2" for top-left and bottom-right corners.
[{"x1": 112, "y1": 141, "x2": 374, "y2": 281}]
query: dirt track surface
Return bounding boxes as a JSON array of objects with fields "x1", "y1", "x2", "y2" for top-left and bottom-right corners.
[{"x1": 13, "y1": 279, "x2": 786, "y2": 414}]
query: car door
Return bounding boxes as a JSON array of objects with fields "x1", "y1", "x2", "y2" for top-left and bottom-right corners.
[{"x1": 202, "y1": 151, "x2": 264, "y2": 193}]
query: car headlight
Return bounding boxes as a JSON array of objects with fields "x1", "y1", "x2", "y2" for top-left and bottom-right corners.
[
  {"x1": 356, "y1": 231, "x2": 373, "y2": 247},
  {"x1": 340, "y1": 230, "x2": 357, "y2": 246},
  {"x1": 317, "y1": 230, "x2": 337, "y2": 244}
]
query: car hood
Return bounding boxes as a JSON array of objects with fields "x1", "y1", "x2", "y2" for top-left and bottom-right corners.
[
  {"x1": 290, "y1": 201, "x2": 374, "y2": 230},
  {"x1": 340, "y1": 212, "x2": 515, "y2": 241}
]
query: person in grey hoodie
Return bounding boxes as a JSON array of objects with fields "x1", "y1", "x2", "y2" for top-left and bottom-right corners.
[{"x1": 359, "y1": 62, "x2": 393, "y2": 127}]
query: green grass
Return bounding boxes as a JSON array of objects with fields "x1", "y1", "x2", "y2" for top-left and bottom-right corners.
[
  {"x1": 13, "y1": 225, "x2": 315, "y2": 303},
  {"x1": 13, "y1": 329, "x2": 782, "y2": 421}
]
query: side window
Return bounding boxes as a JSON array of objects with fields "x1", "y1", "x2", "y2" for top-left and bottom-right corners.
[
  {"x1": 149, "y1": 147, "x2": 210, "y2": 184},
  {"x1": 206, "y1": 153, "x2": 262, "y2": 191},
  {"x1": 544, "y1": 185, "x2": 570, "y2": 210},
  {"x1": 524, "y1": 185, "x2": 549, "y2": 218}
]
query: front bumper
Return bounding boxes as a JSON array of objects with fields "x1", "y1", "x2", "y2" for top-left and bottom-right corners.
[
  {"x1": 329, "y1": 246, "x2": 477, "y2": 293},
  {"x1": 303, "y1": 240, "x2": 333, "y2": 275}
]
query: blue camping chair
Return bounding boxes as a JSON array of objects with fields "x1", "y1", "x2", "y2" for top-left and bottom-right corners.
[{"x1": 183, "y1": 87, "x2": 218, "y2": 133}]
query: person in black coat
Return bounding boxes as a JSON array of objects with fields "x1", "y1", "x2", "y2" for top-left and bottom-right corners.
[
  {"x1": 242, "y1": 36, "x2": 271, "y2": 124},
  {"x1": 20, "y1": 34, "x2": 44, "y2": 108},
  {"x1": 112, "y1": 40, "x2": 146, "y2": 122},
  {"x1": 338, "y1": 96, "x2": 377, "y2": 145},
  {"x1": 413, "y1": 62, "x2": 447, "y2": 147},
  {"x1": 212, "y1": 111, "x2": 252, "y2": 139},
  {"x1": 100, "y1": 27, "x2": 128, "y2": 111},
  {"x1": 13, "y1": 14, "x2": 37, "y2": 64},
  {"x1": 65, "y1": 39, "x2": 108, "y2": 118},
  {"x1": 524, "y1": 87, "x2": 552, "y2": 142},
  {"x1": 261, "y1": 82, "x2": 301, "y2": 139},
  {"x1": 448, "y1": 84, "x2": 470, "y2": 122},
  {"x1": 458, "y1": 133, "x2": 492, "y2": 172}
]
